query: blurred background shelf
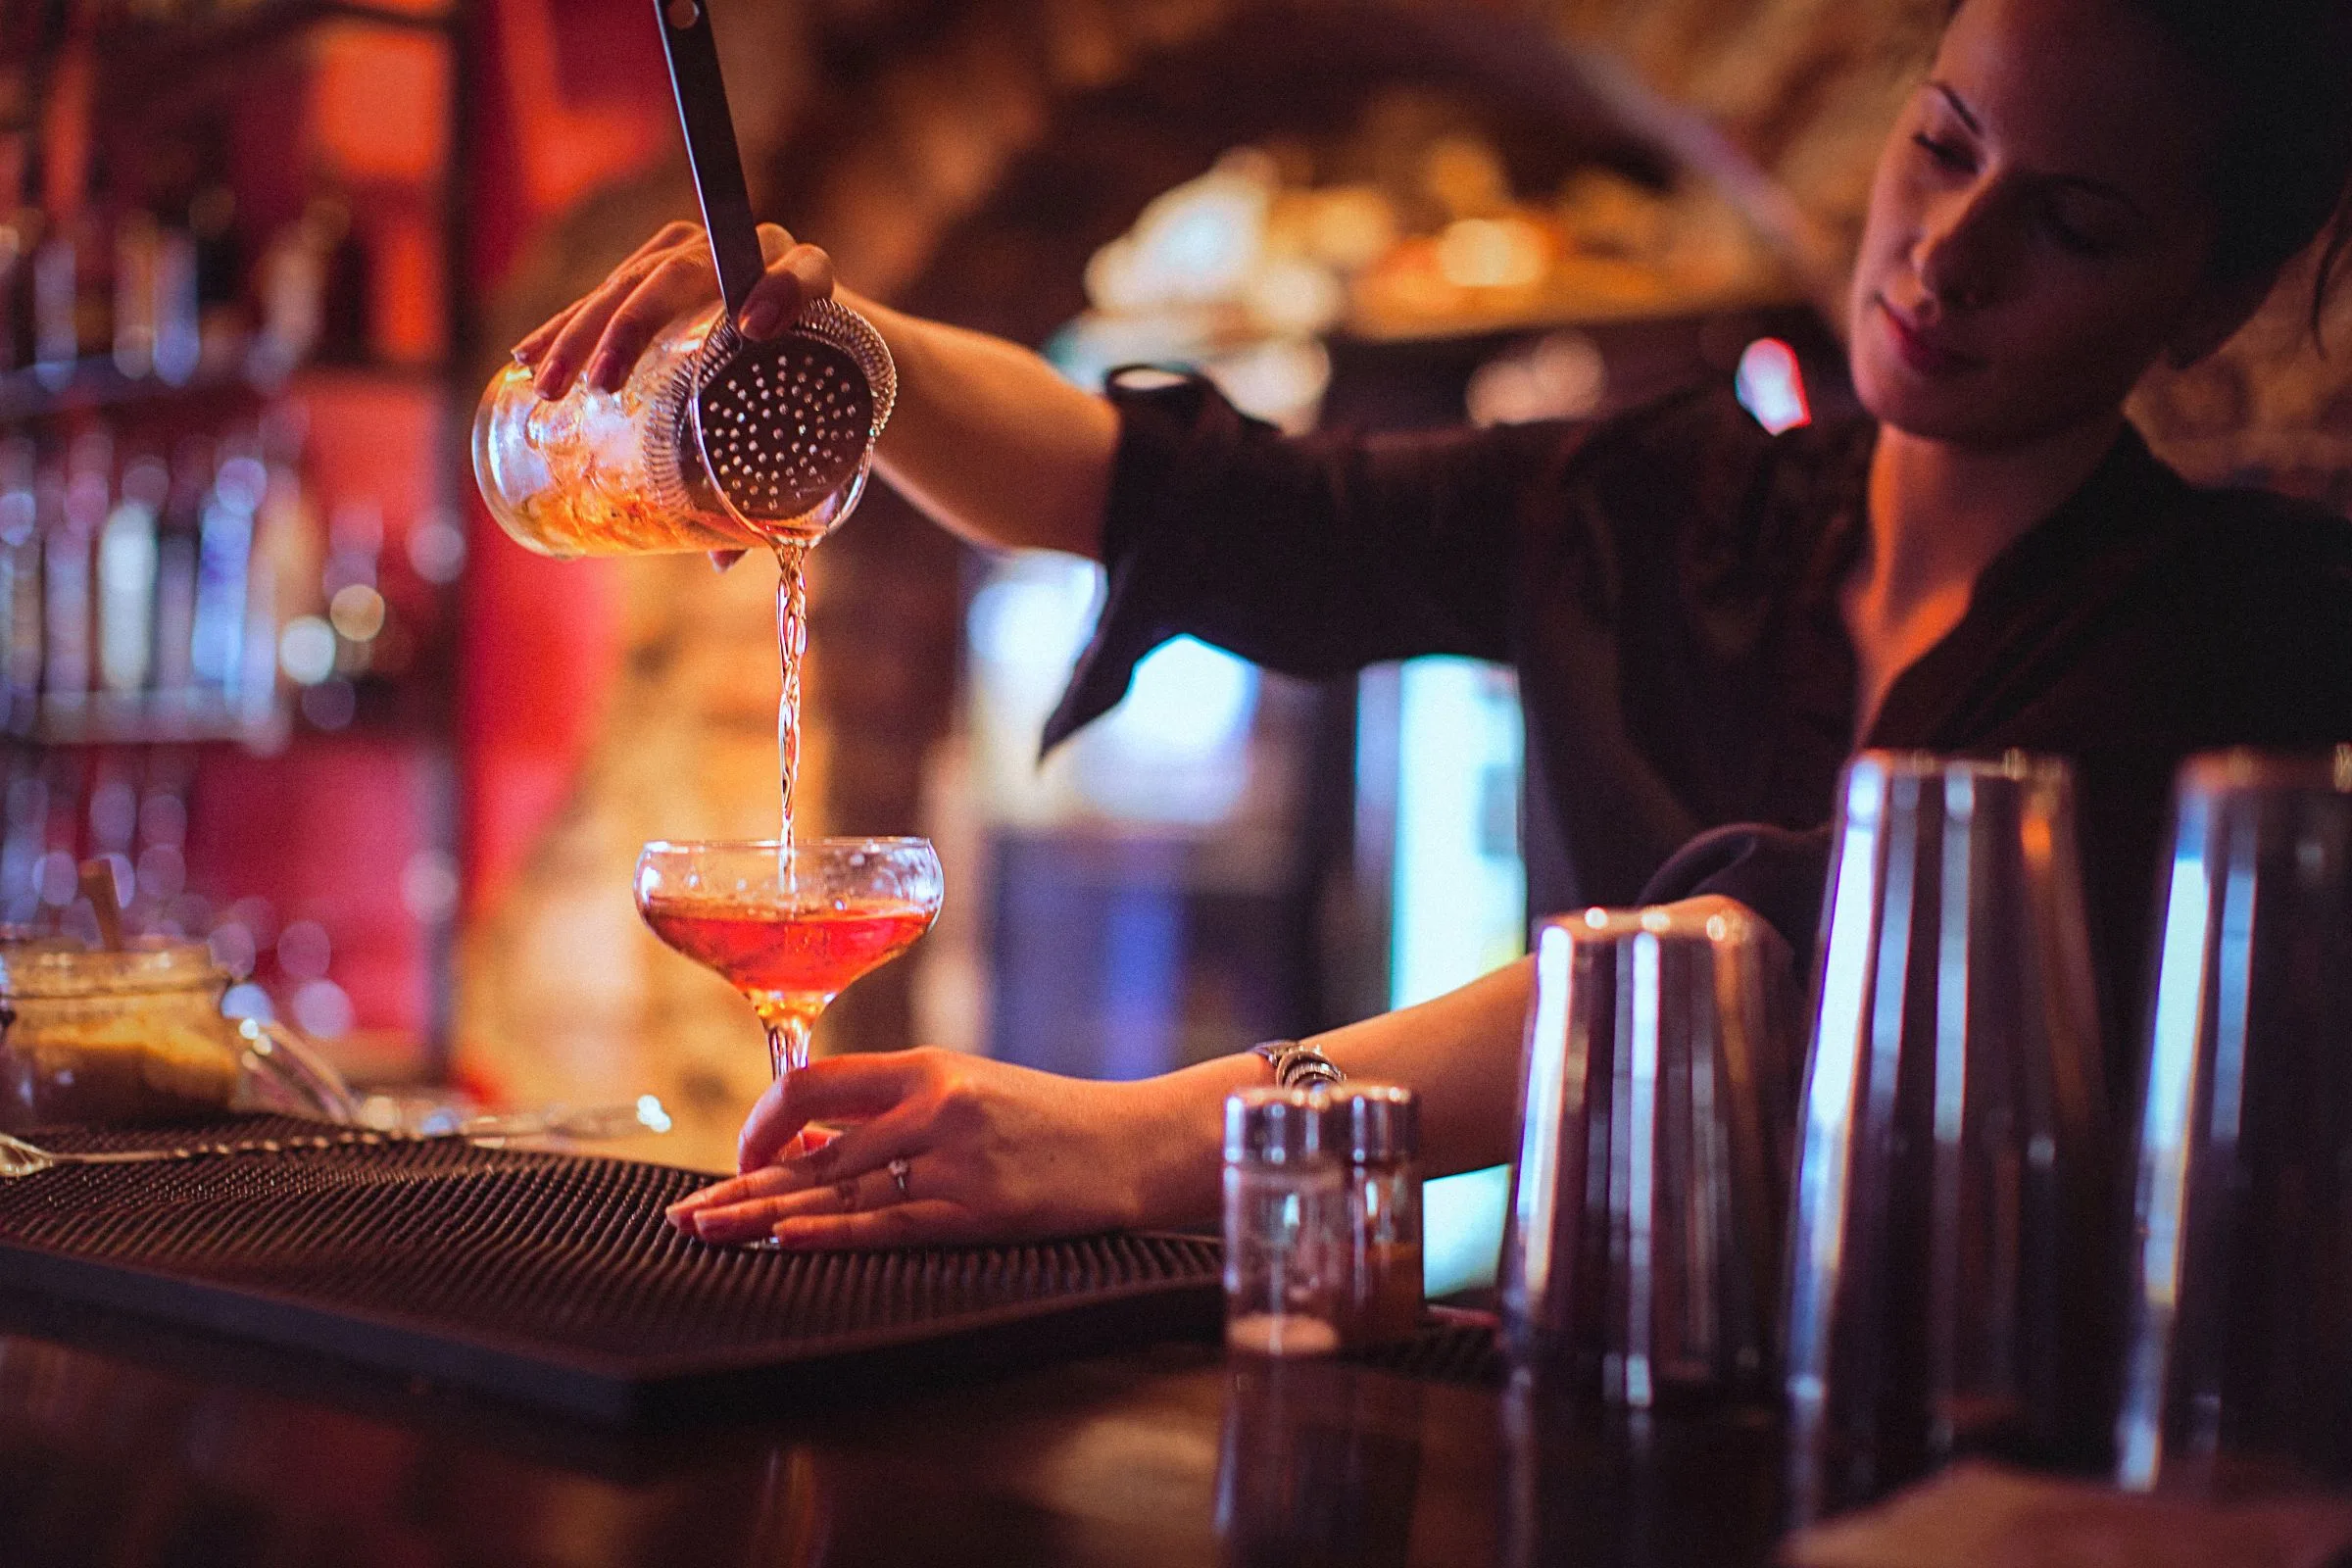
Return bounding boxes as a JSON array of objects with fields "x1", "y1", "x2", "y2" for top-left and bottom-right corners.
[
  {"x1": 36, "y1": 2, "x2": 459, "y2": 122},
  {"x1": 17, "y1": 688, "x2": 285, "y2": 748},
  {"x1": 0, "y1": 356, "x2": 446, "y2": 422},
  {"x1": 0, "y1": 0, "x2": 472, "y2": 1086}
]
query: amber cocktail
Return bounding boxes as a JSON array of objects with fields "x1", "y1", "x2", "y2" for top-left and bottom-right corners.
[{"x1": 635, "y1": 839, "x2": 943, "y2": 1085}]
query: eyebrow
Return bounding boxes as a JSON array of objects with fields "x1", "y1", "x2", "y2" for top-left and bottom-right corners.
[
  {"x1": 1929, "y1": 81, "x2": 1983, "y2": 136},
  {"x1": 1924, "y1": 79, "x2": 2152, "y2": 221}
]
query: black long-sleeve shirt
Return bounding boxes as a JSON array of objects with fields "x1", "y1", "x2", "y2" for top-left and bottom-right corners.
[{"x1": 1048, "y1": 371, "x2": 2352, "y2": 1081}]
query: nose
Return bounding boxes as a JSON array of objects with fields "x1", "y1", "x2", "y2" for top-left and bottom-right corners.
[{"x1": 1912, "y1": 184, "x2": 2010, "y2": 313}]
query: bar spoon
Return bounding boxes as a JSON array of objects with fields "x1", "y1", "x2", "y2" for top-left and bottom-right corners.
[{"x1": 0, "y1": 1099, "x2": 674, "y2": 1180}]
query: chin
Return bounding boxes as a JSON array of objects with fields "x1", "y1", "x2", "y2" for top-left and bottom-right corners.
[
  {"x1": 1861, "y1": 363, "x2": 2130, "y2": 453},
  {"x1": 1852, "y1": 344, "x2": 1978, "y2": 440},
  {"x1": 1860, "y1": 388, "x2": 1989, "y2": 443},
  {"x1": 1851, "y1": 338, "x2": 2031, "y2": 446}
]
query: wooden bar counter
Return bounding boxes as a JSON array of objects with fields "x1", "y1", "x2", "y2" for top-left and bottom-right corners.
[{"x1": 0, "y1": 1300, "x2": 1788, "y2": 1568}]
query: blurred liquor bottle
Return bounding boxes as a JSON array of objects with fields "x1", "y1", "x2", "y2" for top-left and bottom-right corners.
[
  {"x1": 111, "y1": 208, "x2": 160, "y2": 381},
  {"x1": 187, "y1": 179, "x2": 245, "y2": 377},
  {"x1": 150, "y1": 436, "x2": 209, "y2": 701},
  {"x1": 0, "y1": 436, "x2": 38, "y2": 733},
  {"x1": 96, "y1": 449, "x2": 167, "y2": 700},
  {"x1": 148, "y1": 212, "x2": 200, "y2": 385},
  {"x1": 0, "y1": 208, "x2": 38, "y2": 376},
  {"x1": 189, "y1": 435, "x2": 262, "y2": 698},
  {"x1": 34, "y1": 168, "x2": 118, "y2": 388},
  {"x1": 251, "y1": 195, "x2": 368, "y2": 382},
  {"x1": 39, "y1": 433, "x2": 102, "y2": 704},
  {"x1": 248, "y1": 406, "x2": 315, "y2": 719},
  {"x1": 29, "y1": 213, "x2": 78, "y2": 389}
]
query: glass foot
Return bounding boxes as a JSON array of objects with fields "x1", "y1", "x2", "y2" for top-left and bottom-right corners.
[{"x1": 683, "y1": 1229, "x2": 786, "y2": 1251}]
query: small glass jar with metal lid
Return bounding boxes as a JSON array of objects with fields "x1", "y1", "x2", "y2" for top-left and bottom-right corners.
[
  {"x1": 1222, "y1": 1085, "x2": 1344, "y2": 1357},
  {"x1": 0, "y1": 935, "x2": 354, "y2": 1132},
  {"x1": 1326, "y1": 1085, "x2": 1423, "y2": 1346}
]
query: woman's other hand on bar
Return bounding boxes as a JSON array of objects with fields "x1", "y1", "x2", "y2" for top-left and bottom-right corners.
[
  {"x1": 510, "y1": 220, "x2": 835, "y2": 401},
  {"x1": 662, "y1": 1049, "x2": 1205, "y2": 1250}
]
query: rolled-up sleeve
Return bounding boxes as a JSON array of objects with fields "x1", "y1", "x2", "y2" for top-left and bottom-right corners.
[{"x1": 1042, "y1": 370, "x2": 1575, "y2": 749}]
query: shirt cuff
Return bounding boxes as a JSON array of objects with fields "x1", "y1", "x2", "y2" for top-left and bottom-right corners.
[
  {"x1": 1636, "y1": 820, "x2": 1834, "y2": 968},
  {"x1": 1039, "y1": 368, "x2": 1240, "y2": 755}
]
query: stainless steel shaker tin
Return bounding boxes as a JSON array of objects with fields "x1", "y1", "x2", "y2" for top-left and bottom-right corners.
[{"x1": 1500, "y1": 896, "x2": 1798, "y2": 1408}]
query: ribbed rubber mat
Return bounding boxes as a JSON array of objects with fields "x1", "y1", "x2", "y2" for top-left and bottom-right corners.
[
  {"x1": 1346, "y1": 1318, "x2": 1507, "y2": 1387},
  {"x1": 0, "y1": 1116, "x2": 1222, "y2": 1422}
]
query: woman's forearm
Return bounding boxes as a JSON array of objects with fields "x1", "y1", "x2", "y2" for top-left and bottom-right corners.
[
  {"x1": 1125, "y1": 957, "x2": 1534, "y2": 1227},
  {"x1": 1307, "y1": 957, "x2": 1533, "y2": 1175},
  {"x1": 846, "y1": 290, "x2": 1118, "y2": 561}
]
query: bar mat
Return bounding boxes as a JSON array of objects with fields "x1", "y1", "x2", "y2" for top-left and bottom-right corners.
[
  {"x1": 0, "y1": 1115, "x2": 1222, "y2": 1423},
  {"x1": 1345, "y1": 1316, "x2": 1506, "y2": 1388}
]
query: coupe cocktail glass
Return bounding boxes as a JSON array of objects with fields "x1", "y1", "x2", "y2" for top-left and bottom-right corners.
[{"x1": 635, "y1": 838, "x2": 943, "y2": 1088}]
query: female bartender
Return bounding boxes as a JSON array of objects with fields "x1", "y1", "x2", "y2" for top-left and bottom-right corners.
[{"x1": 516, "y1": 0, "x2": 2352, "y2": 1249}]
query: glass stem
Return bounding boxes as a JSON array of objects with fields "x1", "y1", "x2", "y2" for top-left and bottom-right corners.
[{"x1": 764, "y1": 1013, "x2": 813, "y2": 1081}]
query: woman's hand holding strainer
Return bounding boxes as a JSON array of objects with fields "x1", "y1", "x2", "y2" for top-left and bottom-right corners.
[{"x1": 512, "y1": 220, "x2": 837, "y2": 402}]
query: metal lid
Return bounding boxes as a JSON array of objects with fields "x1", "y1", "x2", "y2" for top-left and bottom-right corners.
[
  {"x1": 0, "y1": 935, "x2": 226, "y2": 1000},
  {"x1": 1223, "y1": 1087, "x2": 1331, "y2": 1167},
  {"x1": 2176, "y1": 744, "x2": 2352, "y2": 798},
  {"x1": 1326, "y1": 1085, "x2": 1418, "y2": 1164}
]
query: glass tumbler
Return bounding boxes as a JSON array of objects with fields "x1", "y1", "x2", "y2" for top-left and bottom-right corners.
[
  {"x1": 2116, "y1": 749, "x2": 2352, "y2": 1492},
  {"x1": 1499, "y1": 895, "x2": 1800, "y2": 1408},
  {"x1": 474, "y1": 303, "x2": 764, "y2": 559},
  {"x1": 1785, "y1": 752, "x2": 2113, "y2": 1516}
]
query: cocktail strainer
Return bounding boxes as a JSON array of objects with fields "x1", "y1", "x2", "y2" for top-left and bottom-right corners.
[{"x1": 649, "y1": 0, "x2": 895, "y2": 537}]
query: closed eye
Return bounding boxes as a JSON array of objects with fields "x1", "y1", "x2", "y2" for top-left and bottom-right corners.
[
  {"x1": 1911, "y1": 132, "x2": 1973, "y2": 173},
  {"x1": 2039, "y1": 205, "x2": 2118, "y2": 258}
]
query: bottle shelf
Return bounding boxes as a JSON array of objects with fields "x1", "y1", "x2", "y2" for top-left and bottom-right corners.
[
  {"x1": 65, "y1": 3, "x2": 459, "y2": 114},
  {"x1": 5, "y1": 681, "x2": 452, "y2": 750},
  {"x1": 0, "y1": 356, "x2": 449, "y2": 424},
  {"x1": 94, "y1": 0, "x2": 459, "y2": 48},
  {"x1": 0, "y1": 3, "x2": 459, "y2": 133},
  {"x1": 11, "y1": 688, "x2": 287, "y2": 750},
  {"x1": 0, "y1": 0, "x2": 473, "y2": 1075}
]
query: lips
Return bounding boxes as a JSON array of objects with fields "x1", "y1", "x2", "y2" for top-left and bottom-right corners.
[{"x1": 1876, "y1": 297, "x2": 1980, "y2": 377}]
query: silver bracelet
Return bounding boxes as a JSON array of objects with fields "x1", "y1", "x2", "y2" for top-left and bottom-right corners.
[{"x1": 1250, "y1": 1039, "x2": 1347, "y2": 1091}]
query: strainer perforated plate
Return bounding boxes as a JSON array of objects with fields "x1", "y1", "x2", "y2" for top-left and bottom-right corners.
[
  {"x1": 695, "y1": 300, "x2": 892, "y2": 527},
  {"x1": 0, "y1": 1116, "x2": 1219, "y2": 1423}
]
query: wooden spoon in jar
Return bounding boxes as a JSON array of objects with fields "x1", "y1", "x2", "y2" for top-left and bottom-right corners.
[{"x1": 77, "y1": 858, "x2": 125, "y2": 951}]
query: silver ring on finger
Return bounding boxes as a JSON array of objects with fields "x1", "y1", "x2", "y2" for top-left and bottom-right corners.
[{"x1": 887, "y1": 1156, "x2": 912, "y2": 1200}]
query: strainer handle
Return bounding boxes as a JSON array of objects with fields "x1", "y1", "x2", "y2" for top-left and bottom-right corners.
[{"x1": 655, "y1": 0, "x2": 766, "y2": 315}]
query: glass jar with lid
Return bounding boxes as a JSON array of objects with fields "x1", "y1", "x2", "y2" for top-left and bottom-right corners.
[
  {"x1": 1327, "y1": 1085, "x2": 1423, "y2": 1347},
  {"x1": 1222, "y1": 1086, "x2": 1344, "y2": 1357},
  {"x1": 0, "y1": 936, "x2": 354, "y2": 1131}
]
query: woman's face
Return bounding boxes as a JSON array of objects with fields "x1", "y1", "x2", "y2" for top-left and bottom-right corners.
[{"x1": 1847, "y1": 0, "x2": 2234, "y2": 448}]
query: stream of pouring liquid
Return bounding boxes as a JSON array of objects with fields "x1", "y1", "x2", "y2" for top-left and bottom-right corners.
[{"x1": 774, "y1": 540, "x2": 808, "y2": 857}]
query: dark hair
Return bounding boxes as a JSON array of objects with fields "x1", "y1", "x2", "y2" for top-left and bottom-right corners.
[
  {"x1": 1951, "y1": 0, "x2": 2352, "y2": 337},
  {"x1": 2135, "y1": 0, "x2": 2352, "y2": 336}
]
